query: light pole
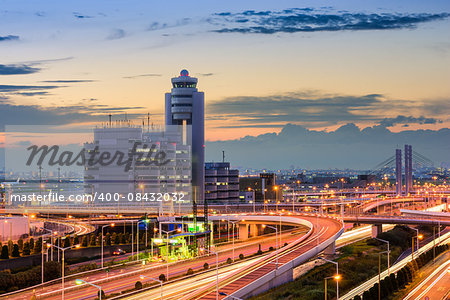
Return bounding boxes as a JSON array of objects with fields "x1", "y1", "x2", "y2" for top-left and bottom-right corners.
[
  {"x1": 374, "y1": 237, "x2": 390, "y2": 275},
  {"x1": 160, "y1": 228, "x2": 181, "y2": 281},
  {"x1": 139, "y1": 275, "x2": 163, "y2": 300},
  {"x1": 200, "y1": 247, "x2": 219, "y2": 300},
  {"x1": 263, "y1": 224, "x2": 278, "y2": 268},
  {"x1": 101, "y1": 223, "x2": 115, "y2": 268},
  {"x1": 49, "y1": 243, "x2": 80, "y2": 300},
  {"x1": 229, "y1": 220, "x2": 239, "y2": 262},
  {"x1": 319, "y1": 257, "x2": 339, "y2": 300},
  {"x1": 377, "y1": 251, "x2": 389, "y2": 300},
  {"x1": 324, "y1": 275, "x2": 340, "y2": 300},
  {"x1": 75, "y1": 279, "x2": 102, "y2": 300}
]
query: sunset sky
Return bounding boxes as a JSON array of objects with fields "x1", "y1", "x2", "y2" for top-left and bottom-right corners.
[{"x1": 1, "y1": 0, "x2": 449, "y2": 168}]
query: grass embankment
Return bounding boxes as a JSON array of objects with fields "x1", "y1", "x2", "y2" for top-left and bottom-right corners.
[{"x1": 250, "y1": 225, "x2": 417, "y2": 300}]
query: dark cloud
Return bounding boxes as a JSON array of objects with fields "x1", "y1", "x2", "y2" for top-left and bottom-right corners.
[
  {"x1": 107, "y1": 28, "x2": 126, "y2": 40},
  {"x1": 40, "y1": 80, "x2": 95, "y2": 83},
  {"x1": 0, "y1": 85, "x2": 60, "y2": 92},
  {"x1": 0, "y1": 102, "x2": 146, "y2": 128},
  {"x1": 379, "y1": 115, "x2": 443, "y2": 127},
  {"x1": 73, "y1": 12, "x2": 93, "y2": 19},
  {"x1": 123, "y1": 74, "x2": 162, "y2": 79},
  {"x1": 210, "y1": 8, "x2": 450, "y2": 34},
  {"x1": 197, "y1": 73, "x2": 214, "y2": 77},
  {"x1": 16, "y1": 92, "x2": 50, "y2": 97},
  {"x1": 206, "y1": 123, "x2": 450, "y2": 169},
  {"x1": 0, "y1": 35, "x2": 19, "y2": 41},
  {"x1": 0, "y1": 64, "x2": 40, "y2": 75},
  {"x1": 208, "y1": 91, "x2": 450, "y2": 128}
]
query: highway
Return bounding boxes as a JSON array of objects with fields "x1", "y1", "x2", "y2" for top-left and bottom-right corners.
[
  {"x1": 121, "y1": 224, "x2": 391, "y2": 300},
  {"x1": 403, "y1": 251, "x2": 450, "y2": 300},
  {"x1": 341, "y1": 232, "x2": 450, "y2": 300},
  {"x1": 2, "y1": 218, "x2": 309, "y2": 300},
  {"x1": 182, "y1": 214, "x2": 343, "y2": 299}
]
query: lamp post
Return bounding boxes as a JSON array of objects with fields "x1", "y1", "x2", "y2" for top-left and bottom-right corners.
[
  {"x1": 274, "y1": 186, "x2": 279, "y2": 212},
  {"x1": 49, "y1": 243, "x2": 80, "y2": 300},
  {"x1": 319, "y1": 257, "x2": 339, "y2": 299},
  {"x1": 136, "y1": 219, "x2": 150, "y2": 261},
  {"x1": 101, "y1": 223, "x2": 115, "y2": 268},
  {"x1": 75, "y1": 279, "x2": 102, "y2": 300},
  {"x1": 139, "y1": 275, "x2": 163, "y2": 300},
  {"x1": 200, "y1": 247, "x2": 219, "y2": 300},
  {"x1": 324, "y1": 275, "x2": 340, "y2": 300},
  {"x1": 160, "y1": 228, "x2": 181, "y2": 281},
  {"x1": 377, "y1": 251, "x2": 389, "y2": 300},
  {"x1": 374, "y1": 237, "x2": 390, "y2": 275},
  {"x1": 229, "y1": 220, "x2": 239, "y2": 262},
  {"x1": 263, "y1": 225, "x2": 278, "y2": 268}
]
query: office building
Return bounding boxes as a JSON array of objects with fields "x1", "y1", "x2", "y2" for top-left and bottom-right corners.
[{"x1": 204, "y1": 162, "x2": 239, "y2": 204}]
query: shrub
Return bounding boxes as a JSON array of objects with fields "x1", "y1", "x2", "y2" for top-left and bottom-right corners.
[
  {"x1": 226, "y1": 258, "x2": 232, "y2": 264},
  {"x1": 187, "y1": 268, "x2": 194, "y2": 275},
  {"x1": 135, "y1": 281, "x2": 142, "y2": 290},
  {"x1": 1, "y1": 245, "x2": 9, "y2": 259},
  {"x1": 11, "y1": 244, "x2": 20, "y2": 257},
  {"x1": 239, "y1": 253, "x2": 244, "y2": 260},
  {"x1": 98, "y1": 289, "x2": 106, "y2": 299},
  {"x1": 158, "y1": 274, "x2": 166, "y2": 282},
  {"x1": 269, "y1": 246, "x2": 274, "y2": 251},
  {"x1": 203, "y1": 262, "x2": 209, "y2": 270},
  {"x1": 22, "y1": 242, "x2": 31, "y2": 256}
]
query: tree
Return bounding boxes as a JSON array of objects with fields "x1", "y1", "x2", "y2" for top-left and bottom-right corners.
[
  {"x1": 33, "y1": 238, "x2": 42, "y2": 254},
  {"x1": 186, "y1": 268, "x2": 194, "y2": 275},
  {"x1": 11, "y1": 244, "x2": 20, "y2": 257},
  {"x1": 89, "y1": 234, "x2": 96, "y2": 247},
  {"x1": 7, "y1": 240, "x2": 13, "y2": 256},
  {"x1": 114, "y1": 233, "x2": 120, "y2": 245},
  {"x1": 389, "y1": 273, "x2": 398, "y2": 291},
  {"x1": 29, "y1": 238, "x2": 35, "y2": 252},
  {"x1": 135, "y1": 281, "x2": 142, "y2": 290},
  {"x1": 17, "y1": 238, "x2": 24, "y2": 251},
  {"x1": 81, "y1": 236, "x2": 88, "y2": 247},
  {"x1": 1, "y1": 245, "x2": 9, "y2": 259},
  {"x1": 354, "y1": 295, "x2": 362, "y2": 300},
  {"x1": 22, "y1": 242, "x2": 31, "y2": 256},
  {"x1": 239, "y1": 253, "x2": 244, "y2": 260},
  {"x1": 105, "y1": 233, "x2": 111, "y2": 246},
  {"x1": 63, "y1": 236, "x2": 71, "y2": 248},
  {"x1": 159, "y1": 274, "x2": 166, "y2": 282},
  {"x1": 73, "y1": 235, "x2": 79, "y2": 246},
  {"x1": 203, "y1": 262, "x2": 209, "y2": 270}
]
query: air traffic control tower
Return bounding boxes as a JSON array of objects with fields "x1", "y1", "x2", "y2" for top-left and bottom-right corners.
[{"x1": 165, "y1": 69, "x2": 205, "y2": 203}]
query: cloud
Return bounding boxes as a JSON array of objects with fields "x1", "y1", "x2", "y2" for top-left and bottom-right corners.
[
  {"x1": 210, "y1": 8, "x2": 450, "y2": 34},
  {"x1": 107, "y1": 28, "x2": 126, "y2": 40},
  {"x1": 0, "y1": 84, "x2": 60, "y2": 92},
  {"x1": 0, "y1": 101, "x2": 146, "y2": 128},
  {"x1": 40, "y1": 80, "x2": 95, "y2": 83},
  {"x1": 206, "y1": 123, "x2": 450, "y2": 169},
  {"x1": 197, "y1": 73, "x2": 214, "y2": 77},
  {"x1": 208, "y1": 91, "x2": 450, "y2": 128},
  {"x1": 123, "y1": 74, "x2": 161, "y2": 79},
  {"x1": 16, "y1": 92, "x2": 50, "y2": 97},
  {"x1": 0, "y1": 64, "x2": 40, "y2": 75},
  {"x1": 73, "y1": 12, "x2": 93, "y2": 19},
  {"x1": 379, "y1": 115, "x2": 443, "y2": 127},
  {"x1": 0, "y1": 35, "x2": 19, "y2": 41}
]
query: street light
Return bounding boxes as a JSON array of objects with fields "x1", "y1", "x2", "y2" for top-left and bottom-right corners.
[
  {"x1": 49, "y1": 243, "x2": 80, "y2": 300},
  {"x1": 75, "y1": 279, "x2": 102, "y2": 300},
  {"x1": 160, "y1": 228, "x2": 181, "y2": 281},
  {"x1": 200, "y1": 247, "x2": 219, "y2": 300},
  {"x1": 319, "y1": 257, "x2": 340, "y2": 300},
  {"x1": 139, "y1": 275, "x2": 163, "y2": 300},
  {"x1": 40, "y1": 228, "x2": 52, "y2": 285},
  {"x1": 324, "y1": 275, "x2": 340, "y2": 300},
  {"x1": 262, "y1": 224, "x2": 278, "y2": 269},
  {"x1": 101, "y1": 223, "x2": 115, "y2": 268},
  {"x1": 377, "y1": 251, "x2": 389, "y2": 300},
  {"x1": 229, "y1": 220, "x2": 240, "y2": 262},
  {"x1": 374, "y1": 237, "x2": 390, "y2": 275}
]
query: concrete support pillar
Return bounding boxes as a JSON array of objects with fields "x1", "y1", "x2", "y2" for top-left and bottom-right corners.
[
  {"x1": 249, "y1": 224, "x2": 258, "y2": 237},
  {"x1": 239, "y1": 223, "x2": 248, "y2": 240},
  {"x1": 324, "y1": 241, "x2": 336, "y2": 255},
  {"x1": 371, "y1": 224, "x2": 383, "y2": 238}
]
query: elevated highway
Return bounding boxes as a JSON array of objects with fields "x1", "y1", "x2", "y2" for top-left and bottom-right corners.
[{"x1": 183, "y1": 214, "x2": 343, "y2": 300}]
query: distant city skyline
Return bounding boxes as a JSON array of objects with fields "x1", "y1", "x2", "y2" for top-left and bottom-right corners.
[{"x1": 0, "y1": 0, "x2": 449, "y2": 168}]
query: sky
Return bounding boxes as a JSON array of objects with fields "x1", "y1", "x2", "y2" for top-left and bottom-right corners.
[{"x1": 1, "y1": 0, "x2": 449, "y2": 169}]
